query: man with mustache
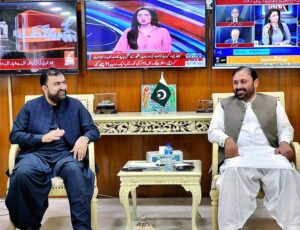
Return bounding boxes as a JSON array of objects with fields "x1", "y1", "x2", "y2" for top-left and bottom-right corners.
[
  {"x1": 6, "y1": 68, "x2": 100, "y2": 230},
  {"x1": 208, "y1": 66, "x2": 300, "y2": 230}
]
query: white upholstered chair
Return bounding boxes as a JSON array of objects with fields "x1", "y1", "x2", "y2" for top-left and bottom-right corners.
[
  {"x1": 6, "y1": 94, "x2": 98, "y2": 230},
  {"x1": 209, "y1": 91, "x2": 300, "y2": 230}
]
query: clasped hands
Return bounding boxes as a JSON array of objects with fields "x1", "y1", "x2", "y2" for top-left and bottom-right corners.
[
  {"x1": 42, "y1": 128, "x2": 89, "y2": 161},
  {"x1": 224, "y1": 137, "x2": 294, "y2": 161}
]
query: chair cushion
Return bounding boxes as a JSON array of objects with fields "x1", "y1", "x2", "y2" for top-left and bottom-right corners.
[{"x1": 51, "y1": 177, "x2": 65, "y2": 189}]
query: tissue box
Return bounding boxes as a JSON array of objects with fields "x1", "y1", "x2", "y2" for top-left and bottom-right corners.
[{"x1": 146, "y1": 150, "x2": 183, "y2": 163}]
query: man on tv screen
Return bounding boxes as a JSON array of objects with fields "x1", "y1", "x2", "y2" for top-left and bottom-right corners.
[
  {"x1": 225, "y1": 29, "x2": 245, "y2": 43},
  {"x1": 226, "y1": 8, "x2": 245, "y2": 22}
]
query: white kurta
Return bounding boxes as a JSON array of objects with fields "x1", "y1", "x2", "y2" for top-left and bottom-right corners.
[{"x1": 208, "y1": 99, "x2": 300, "y2": 230}]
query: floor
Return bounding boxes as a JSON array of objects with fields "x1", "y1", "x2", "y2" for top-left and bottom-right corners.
[{"x1": 0, "y1": 197, "x2": 281, "y2": 230}]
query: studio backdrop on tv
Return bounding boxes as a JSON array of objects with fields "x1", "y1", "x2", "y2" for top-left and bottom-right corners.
[
  {"x1": 213, "y1": 0, "x2": 300, "y2": 68},
  {"x1": 0, "y1": 0, "x2": 78, "y2": 75},
  {"x1": 84, "y1": 0, "x2": 206, "y2": 69}
]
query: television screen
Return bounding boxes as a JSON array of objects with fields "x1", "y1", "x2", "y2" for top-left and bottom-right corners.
[
  {"x1": 213, "y1": 1, "x2": 299, "y2": 68},
  {"x1": 84, "y1": 0, "x2": 206, "y2": 69},
  {"x1": 0, "y1": 0, "x2": 78, "y2": 75}
]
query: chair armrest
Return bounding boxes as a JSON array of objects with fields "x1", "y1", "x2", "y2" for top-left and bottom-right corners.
[
  {"x1": 8, "y1": 144, "x2": 20, "y2": 175},
  {"x1": 291, "y1": 142, "x2": 300, "y2": 172},
  {"x1": 88, "y1": 142, "x2": 96, "y2": 174},
  {"x1": 212, "y1": 143, "x2": 219, "y2": 178},
  {"x1": 212, "y1": 141, "x2": 300, "y2": 176}
]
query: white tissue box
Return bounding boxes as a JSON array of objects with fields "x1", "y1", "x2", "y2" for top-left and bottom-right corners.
[{"x1": 146, "y1": 150, "x2": 183, "y2": 163}]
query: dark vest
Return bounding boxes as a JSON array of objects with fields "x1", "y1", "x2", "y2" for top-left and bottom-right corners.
[{"x1": 218, "y1": 93, "x2": 278, "y2": 163}]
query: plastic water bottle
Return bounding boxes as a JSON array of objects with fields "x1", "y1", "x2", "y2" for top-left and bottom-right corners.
[{"x1": 164, "y1": 143, "x2": 173, "y2": 171}]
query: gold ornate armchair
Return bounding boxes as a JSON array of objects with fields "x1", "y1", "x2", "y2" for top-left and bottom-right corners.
[
  {"x1": 209, "y1": 92, "x2": 300, "y2": 230},
  {"x1": 7, "y1": 94, "x2": 98, "y2": 230}
]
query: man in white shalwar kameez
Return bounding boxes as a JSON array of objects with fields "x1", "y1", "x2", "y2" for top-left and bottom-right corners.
[{"x1": 208, "y1": 66, "x2": 300, "y2": 230}]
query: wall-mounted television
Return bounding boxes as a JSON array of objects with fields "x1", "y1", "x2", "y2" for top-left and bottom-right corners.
[
  {"x1": 213, "y1": 1, "x2": 299, "y2": 68},
  {"x1": 84, "y1": 0, "x2": 206, "y2": 70},
  {"x1": 0, "y1": 0, "x2": 78, "y2": 75}
]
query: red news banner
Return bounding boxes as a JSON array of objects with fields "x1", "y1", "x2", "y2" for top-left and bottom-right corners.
[
  {"x1": 87, "y1": 52, "x2": 204, "y2": 68},
  {"x1": 216, "y1": 0, "x2": 300, "y2": 4}
]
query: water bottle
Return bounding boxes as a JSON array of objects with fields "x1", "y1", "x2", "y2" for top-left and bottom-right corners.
[{"x1": 164, "y1": 143, "x2": 173, "y2": 171}]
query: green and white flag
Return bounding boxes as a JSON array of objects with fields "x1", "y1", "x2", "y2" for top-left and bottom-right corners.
[{"x1": 151, "y1": 72, "x2": 171, "y2": 107}]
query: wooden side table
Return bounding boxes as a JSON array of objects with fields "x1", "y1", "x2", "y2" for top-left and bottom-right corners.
[{"x1": 117, "y1": 160, "x2": 202, "y2": 230}]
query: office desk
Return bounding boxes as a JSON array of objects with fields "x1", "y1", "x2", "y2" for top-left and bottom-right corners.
[
  {"x1": 92, "y1": 112, "x2": 212, "y2": 135},
  {"x1": 117, "y1": 160, "x2": 202, "y2": 230}
]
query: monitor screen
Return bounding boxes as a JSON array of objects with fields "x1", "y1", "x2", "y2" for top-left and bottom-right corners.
[
  {"x1": 213, "y1": 1, "x2": 299, "y2": 68},
  {"x1": 0, "y1": 0, "x2": 78, "y2": 75},
  {"x1": 84, "y1": 0, "x2": 206, "y2": 69}
]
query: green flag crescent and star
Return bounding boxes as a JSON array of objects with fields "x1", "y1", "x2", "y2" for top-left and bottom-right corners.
[{"x1": 151, "y1": 72, "x2": 171, "y2": 107}]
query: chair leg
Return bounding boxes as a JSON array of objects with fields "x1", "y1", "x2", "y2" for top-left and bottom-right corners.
[
  {"x1": 91, "y1": 196, "x2": 97, "y2": 230},
  {"x1": 210, "y1": 189, "x2": 219, "y2": 230}
]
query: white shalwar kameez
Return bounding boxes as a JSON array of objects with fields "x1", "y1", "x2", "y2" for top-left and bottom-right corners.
[{"x1": 208, "y1": 101, "x2": 300, "y2": 230}]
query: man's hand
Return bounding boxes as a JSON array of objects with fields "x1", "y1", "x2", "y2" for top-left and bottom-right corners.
[
  {"x1": 42, "y1": 128, "x2": 65, "y2": 143},
  {"x1": 224, "y1": 137, "x2": 239, "y2": 158},
  {"x1": 275, "y1": 142, "x2": 294, "y2": 161},
  {"x1": 71, "y1": 136, "x2": 89, "y2": 161}
]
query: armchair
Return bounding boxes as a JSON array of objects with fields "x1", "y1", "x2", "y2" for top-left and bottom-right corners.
[
  {"x1": 209, "y1": 92, "x2": 300, "y2": 230},
  {"x1": 6, "y1": 94, "x2": 98, "y2": 230}
]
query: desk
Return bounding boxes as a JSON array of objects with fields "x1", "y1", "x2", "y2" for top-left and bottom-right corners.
[
  {"x1": 117, "y1": 160, "x2": 202, "y2": 230},
  {"x1": 92, "y1": 112, "x2": 212, "y2": 135}
]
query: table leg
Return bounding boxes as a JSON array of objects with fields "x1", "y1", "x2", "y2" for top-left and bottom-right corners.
[
  {"x1": 182, "y1": 184, "x2": 202, "y2": 230},
  {"x1": 131, "y1": 189, "x2": 137, "y2": 220},
  {"x1": 119, "y1": 184, "x2": 138, "y2": 230}
]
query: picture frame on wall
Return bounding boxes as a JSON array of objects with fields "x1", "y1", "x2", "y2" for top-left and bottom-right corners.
[{"x1": 141, "y1": 84, "x2": 176, "y2": 112}]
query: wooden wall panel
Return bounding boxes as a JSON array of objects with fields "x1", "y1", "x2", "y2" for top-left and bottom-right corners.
[
  {"x1": 177, "y1": 68, "x2": 210, "y2": 111},
  {"x1": 96, "y1": 136, "x2": 142, "y2": 197},
  {"x1": 0, "y1": 77, "x2": 10, "y2": 195},
  {"x1": 2, "y1": 68, "x2": 300, "y2": 198},
  {"x1": 279, "y1": 69, "x2": 300, "y2": 141}
]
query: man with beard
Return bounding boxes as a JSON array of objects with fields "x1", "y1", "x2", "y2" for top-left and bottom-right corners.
[
  {"x1": 6, "y1": 68, "x2": 100, "y2": 230},
  {"x1": 208, "y1": 66, "x2": 300, "y2": 230}
]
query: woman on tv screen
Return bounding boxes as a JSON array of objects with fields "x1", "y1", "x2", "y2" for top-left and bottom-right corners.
[
  {"x1": 113, "y1": 6, "x2": 172, "y2": 52},
  {"x1": 262, "y1": 8, "x2": 291, "y2": 46}
]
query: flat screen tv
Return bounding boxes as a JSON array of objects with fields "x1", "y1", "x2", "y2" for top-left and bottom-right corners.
[
  {"x1": 213, "y1": 1, "x2": 299, "y2": 68},
  {"x1": 84, "y1": 0, "x2": 206, "y2": 69},
  {"x1": 0, "y1": 0, "x2": 78, "y2": 75}
]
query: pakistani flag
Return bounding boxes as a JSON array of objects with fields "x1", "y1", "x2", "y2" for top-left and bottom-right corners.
[{"x1": 151, "y1": 72, "x2": 171, "y2": 107}]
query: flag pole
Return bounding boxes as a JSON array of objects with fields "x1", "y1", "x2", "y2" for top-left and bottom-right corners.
[{"x1": 160, "y1": 71, "x2": 166, "y2": 114}]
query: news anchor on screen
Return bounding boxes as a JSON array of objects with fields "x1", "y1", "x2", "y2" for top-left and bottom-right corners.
[
  {"x1": 262, "y1": 8, "x2": 291, "y2": 46},
  {"x1": 225, "y1": 29, "x2": 245, "y2": 43},
  {"x1": 226, "y1": 8, "x2": 245, "y2": 22},
  {"x1": 113, "y1": 6, "x2": 172, "y2": 52}
]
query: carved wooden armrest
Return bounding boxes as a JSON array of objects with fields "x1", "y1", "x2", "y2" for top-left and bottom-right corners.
[
  {"x1": 8, "y1": 144, "x2": 20, "y2": 175},
  {"x1": 291, "y1": 142, "x2": 300, "y2": 172},
  {"x1": 88, "y1": 142, "x2": 96, "y2": 174},
  {"x1": 211, "y1": 142, "x2": 219, "y2": 179}
]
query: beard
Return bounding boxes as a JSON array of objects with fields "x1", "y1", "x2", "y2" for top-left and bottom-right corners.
[
  {"x1": 234, "y1": 86, "x2": 255, "y2": 101},
  {"x1": 48, "y1": 89, "x2": 67, "y2": 103}
]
